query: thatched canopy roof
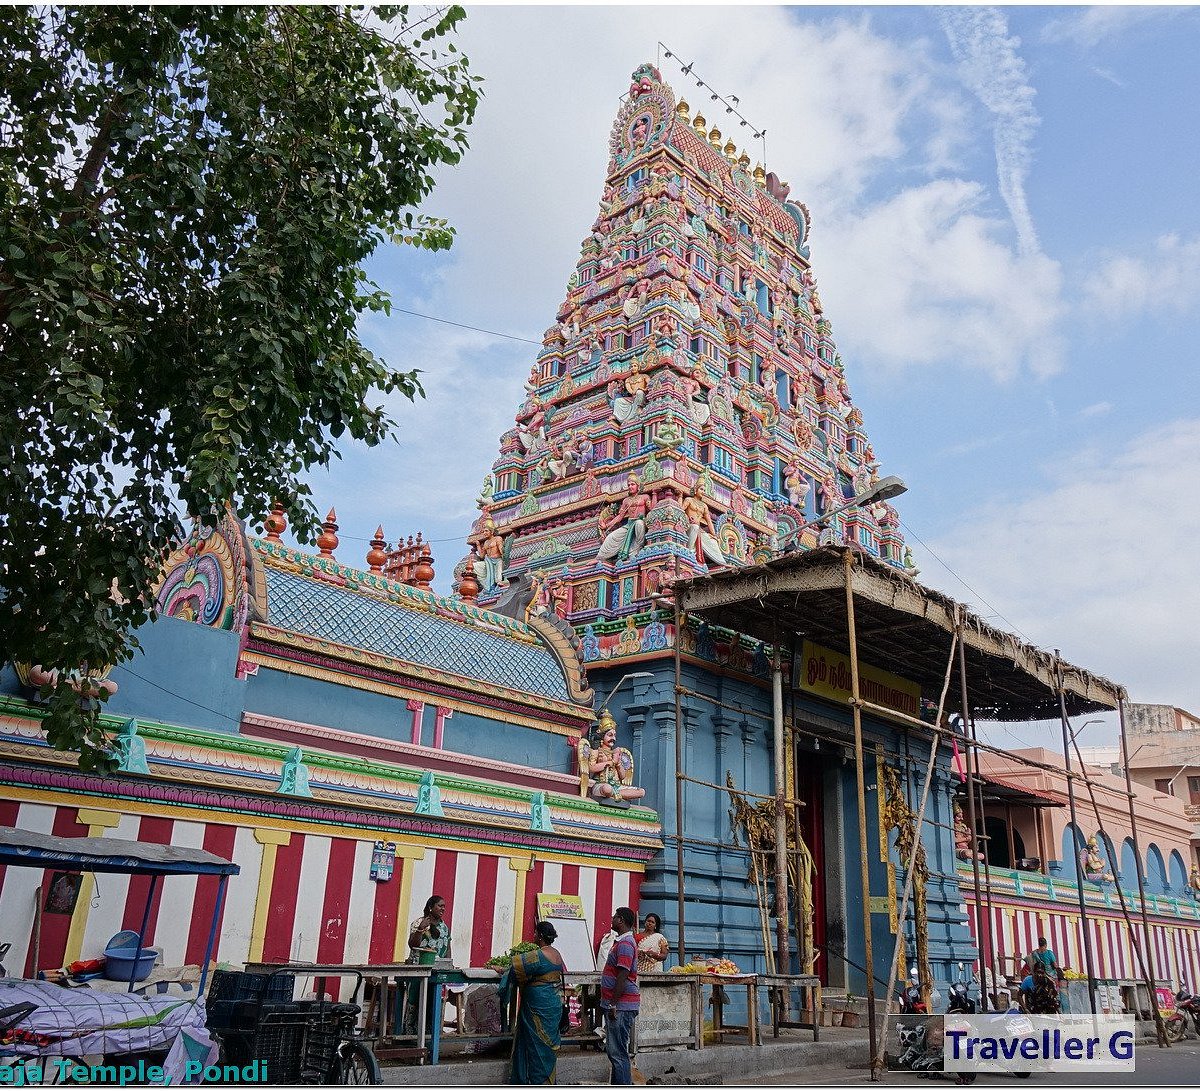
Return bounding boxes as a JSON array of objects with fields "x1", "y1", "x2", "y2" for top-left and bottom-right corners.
[{"x1": 674, "y1": 546, "x2": 1125, "y2": 723}]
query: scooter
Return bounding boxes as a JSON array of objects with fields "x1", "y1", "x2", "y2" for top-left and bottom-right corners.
[
  {"x1": 947, "y1": 962, "x2": 977, "y2": 1015},
  {"x1": 899, "y1": 966, "x2": 929, "y2": 1015}
]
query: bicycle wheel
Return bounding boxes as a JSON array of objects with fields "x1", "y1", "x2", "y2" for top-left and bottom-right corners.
[
  {"x1": 330, "y1": 1042, "x2": 381, "y2": 1085},
  {"x1": 1164, "y1": 1015, "x2": 1185, "y2": 1044}
]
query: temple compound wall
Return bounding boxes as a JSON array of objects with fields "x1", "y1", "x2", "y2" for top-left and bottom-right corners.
[{"x1": 0, "y1": 513, "x2": 660, "y2": 981}]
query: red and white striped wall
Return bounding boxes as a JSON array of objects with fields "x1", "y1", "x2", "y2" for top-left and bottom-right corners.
[
  {"x1": 0, "y1": 798, "x2": 643, "y2": 986},
  {"x1": 963, "y1": 894, "x2": 1200, "y2": 987}
]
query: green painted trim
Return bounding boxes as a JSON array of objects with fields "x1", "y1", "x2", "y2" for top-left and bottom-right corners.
[{"x1": 0, "y1": 695, "x2": 660, "y2": 828}]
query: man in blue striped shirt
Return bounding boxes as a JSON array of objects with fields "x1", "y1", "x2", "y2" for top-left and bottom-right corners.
[{"x1": 600, "y1": 906, "x2": 640, "y2": 1084}]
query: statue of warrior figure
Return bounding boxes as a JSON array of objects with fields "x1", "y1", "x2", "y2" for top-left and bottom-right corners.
[{"x1": 596, "y1": 475, "x2": 653, "y2": 563}]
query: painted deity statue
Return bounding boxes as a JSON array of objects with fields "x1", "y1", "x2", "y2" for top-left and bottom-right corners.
[
  {"x1": 596, "y1": 475, "x2": 653, "y2": 564},
  {"x1": 473, "y1": 519, "x2": 508, "y2": 593},
  {"x1": 953, "y1": 800, "x2": 982, "y2": 861},
  {"x1": 1190, "y1": 865, "x2": 1200, "y2": 896},
  {"x1": 577, "y1": 710, "x2": 645, "y2": 803},
  {"x1": 680, "y1": 361, "x2": 711, "y2": 427},
  {"x1": 1084, "y1": 836, "x2": 1113, "y2": 882},
  {"x1": 681, "y1": 481, "x2": 728, "y2": 568},
  {"x1": 610, "y1": 358, "x2": 649, "y2": 426},
  {"x1": 784, "y1": 462, "x2": 810, "y2": 510}
]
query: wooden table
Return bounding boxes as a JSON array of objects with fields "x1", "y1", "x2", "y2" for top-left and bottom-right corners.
[
  {"x1": 696, "y1": 973, "x2": 759, "y2": 1047},
  {"x1": 245, "y1": 960, "x2": 436, "y2": 1063},
  {"x1": 753, "y1": 973, "x2": 821, "y2": 1041}
]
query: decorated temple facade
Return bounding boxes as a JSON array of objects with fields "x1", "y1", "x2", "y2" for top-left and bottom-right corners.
[
  {"x1": 445, "y1": 61, "x2": 976, "y2": 996},
  {"x1": 0, "y1": 511, "x2": 660, "y2": 979}
]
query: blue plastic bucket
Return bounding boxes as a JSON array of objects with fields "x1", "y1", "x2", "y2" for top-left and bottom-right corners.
[{"x1": 103, "y1": 947, "x2": 157, "y2": 982}]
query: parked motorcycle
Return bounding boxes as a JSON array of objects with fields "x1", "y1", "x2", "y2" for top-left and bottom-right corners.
[
  {"x1": 899, "y1": 966, "x2": 929, "y2": 1015},
  {"x1": 1175, "y1": 984, "x2": 1200, "y2": 1037},
  {"x1": 947, "y1": 962, "x2": 977, "y2": 1015}
]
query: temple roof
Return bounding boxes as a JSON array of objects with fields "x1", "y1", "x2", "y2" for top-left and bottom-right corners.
[
  {"x1": 152, "y1": 513, "x2": 593, "y2": 716},
  {"x1": 261, "y1": 563, "x2": 573, "y2": 703}
]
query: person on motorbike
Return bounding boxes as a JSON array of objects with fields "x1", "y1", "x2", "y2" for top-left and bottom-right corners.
[{"x1": 1020, "y1": 961, "x2": 1061, "y2": 1015}]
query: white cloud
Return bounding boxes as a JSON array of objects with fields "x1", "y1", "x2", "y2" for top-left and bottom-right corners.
[
  {"x1": 940, "y1": 7, "x2": 1042, "y2": 258},
  {"x1": 916, "y1": 418, "x2": 1200, "y2": 712},
  {"x1": 1040, "y1": 7, "x2": 1187, "y2": 50},
  {"x1": 817, "y1": 180, "x2": 1065, "y2": 379},
  {"x1": 1083, "y1": 233, "x2": 1200, "y2": 320},
  {"x1": 1078, "y1": 401, "x2": 1112, "y2": 419}
]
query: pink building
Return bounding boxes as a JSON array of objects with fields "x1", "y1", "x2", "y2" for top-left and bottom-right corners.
[{"x1": 961, "y1": 747, "x2": 1200, "y2": 988}]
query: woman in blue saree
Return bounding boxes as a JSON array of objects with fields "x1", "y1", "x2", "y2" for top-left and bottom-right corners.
[{"x1": 499, "y1": 920, "x2": 565, "y2": 1084}]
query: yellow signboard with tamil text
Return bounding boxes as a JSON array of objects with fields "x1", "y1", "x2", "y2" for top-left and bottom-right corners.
[{"x1": 796, "y1": 640, "x2": 921, "y2": 722}]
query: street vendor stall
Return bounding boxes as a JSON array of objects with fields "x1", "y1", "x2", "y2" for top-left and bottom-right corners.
[{"x1": 0, "y1": 826, "x2": 239, "y2": 1084}]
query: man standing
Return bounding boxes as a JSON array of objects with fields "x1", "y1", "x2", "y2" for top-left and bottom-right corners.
[
  {"x1": 601, "y1": 906, "x2": 640, "y2": 1085},
  {"x1": 597, "y1": 476, "x2": 653, "y2": 563}
]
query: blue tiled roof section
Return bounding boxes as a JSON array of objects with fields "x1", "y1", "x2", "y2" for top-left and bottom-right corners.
[{"x1": 264, "y1": 569, "x2": 570, "y2": 701}]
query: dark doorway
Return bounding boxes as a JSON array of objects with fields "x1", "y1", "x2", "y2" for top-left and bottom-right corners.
[
  {"x1": 984, "y1": 816, "x2": 1024, "y2": 869},
  {"x1": 793, "y1": 751, "x2": 827, "y2": 982}
]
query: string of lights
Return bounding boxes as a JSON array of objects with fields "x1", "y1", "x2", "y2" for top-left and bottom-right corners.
[{"x1": 656, "y1": 42, "x2": 768, "y2": 168}]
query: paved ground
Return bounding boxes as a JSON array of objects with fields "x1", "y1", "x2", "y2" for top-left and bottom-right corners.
[{"x1": 761, "y1": 1038, "x2": 1200, "y2": 1086}]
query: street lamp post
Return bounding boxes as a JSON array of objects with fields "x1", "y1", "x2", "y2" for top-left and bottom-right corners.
[
  {"x1": 594, "y1": 670, "x2": 653, "y2": 721},
  {"x1": 778, "y1": 475, "x2": 908, "y2": 553}
]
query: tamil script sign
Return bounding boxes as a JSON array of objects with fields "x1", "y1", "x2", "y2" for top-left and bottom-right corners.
[{"x1": 797, "y1": 640, "x2": 921, "y2": 721}]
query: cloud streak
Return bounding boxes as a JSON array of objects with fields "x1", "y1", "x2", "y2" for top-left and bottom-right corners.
[
  {"x1": 917, "y1": 418, "x2": 1200, "y2": 711},
  {"x1": 940, "y1": 7, "x2": 1042, "y2": 257}
]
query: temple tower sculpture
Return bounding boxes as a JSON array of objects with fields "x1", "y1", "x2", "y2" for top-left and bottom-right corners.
[{"x1": 459, "y1": 62, "x2": 906, "y2": 645}]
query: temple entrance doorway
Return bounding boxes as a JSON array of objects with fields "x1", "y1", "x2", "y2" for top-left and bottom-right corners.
[{"x1": 793, "y1": 751, "x2": 828, "y2": 983}]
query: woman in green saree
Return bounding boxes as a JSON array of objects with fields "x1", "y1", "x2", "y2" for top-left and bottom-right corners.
[{"x1": 499, "y1": 920, "x2": 565, "y2": 1084}]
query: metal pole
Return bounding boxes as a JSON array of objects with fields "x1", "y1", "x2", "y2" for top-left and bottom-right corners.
[
  {"x1": 1068, "y1": 723, "x2": 1168, "y2": 1046},
  {"x1": 130, "y1": 874, "x2": 158, "y2": 992},
  {"x1": 674, "y1": 597, "x2": 687, "y2": 965},
  {"x1": 1005, "y1": 802, "x2": 1017, "y2": 869},
  {"x1": 843, "y1": 551, "x2": 879, "y2": 1076},
  {"x1": 1057, "y1": 656, "x2": 1098, "y2": 1014},
  {"x1": 956, "y1": 616, "x2": 989, "y2": 1012},
  {"x1": 1118, "y1": 700, "x2": 1164, "y2": 1019},
  {"x1": 198, "y1": 874, "x2": 229, "y2": 997},
  {"x1": 968, "y1": 707, "x2": 1000, "y2": 1007},
  {"x1": 772, "y1": 639, "x2": 791, "y2": 974}
]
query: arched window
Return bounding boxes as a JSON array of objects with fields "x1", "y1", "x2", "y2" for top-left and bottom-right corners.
[
  {"x1": 1145, "y1": 843, "x2": 1169, "y2": 895},
  {"x1": 1060, "y1": 823, "x2": 1086, "y2": 875},
  {"x1": 1169, "y1": 849, "x2": 1189, "y2": 893},
  {"x1": 1120, "y1": 838, "x2": 1141, "y2": 892},
  {"x1": 1098, "y1": 832, "x2": 1119, "y2": 880}
]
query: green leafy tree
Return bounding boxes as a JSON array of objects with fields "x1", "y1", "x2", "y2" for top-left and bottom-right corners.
[{"x1": 0, "y1": 6, "x2": 480, "y2": 770}]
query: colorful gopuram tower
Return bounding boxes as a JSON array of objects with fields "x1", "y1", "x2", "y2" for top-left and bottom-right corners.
[{"x1": 457, "y1": 62, "x2": 908, "y2": 642}]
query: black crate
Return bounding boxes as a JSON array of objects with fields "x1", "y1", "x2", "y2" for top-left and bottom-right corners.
[{"x1": 206, "y1": 969, "x2": 294, "y2": 1010}]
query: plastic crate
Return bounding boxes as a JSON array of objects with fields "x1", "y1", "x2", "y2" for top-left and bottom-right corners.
[
  {"x1": 206, "y1": 970, "x2": 295, "y2": 1009},
  {"x1": 215, "y1": 1001, "x2": 359, "y2": 1085}
]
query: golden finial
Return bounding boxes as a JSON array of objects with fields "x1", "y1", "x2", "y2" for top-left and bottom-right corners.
[
  {"x1": 738, "y1": 150, "x2": 751, "y2": 170},
  {"x1": 753, "y1": 163, "x2": 766, "y2": 185},
  {"x1": 723, "y1": 138, "x2": 737, "y2": 160},
  {"x1": 708, "y1": 126, "x2": 722, "y2": 148},
  {"x1": 676, "y1": 99, "x2": 691, "y2": 121},
  {"x1": 693, "y1": 113, "x2": 706, "y2": 134}
]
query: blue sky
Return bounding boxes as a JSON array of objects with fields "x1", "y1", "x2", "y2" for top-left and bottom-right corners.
[{"x1": 292, "y1": 6, "x2": 1200, "y2": 746}]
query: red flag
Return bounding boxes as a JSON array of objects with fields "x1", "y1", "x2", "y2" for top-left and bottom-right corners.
[{"x1": 951, "y1": 735, "x2": 967, "y2": 782}]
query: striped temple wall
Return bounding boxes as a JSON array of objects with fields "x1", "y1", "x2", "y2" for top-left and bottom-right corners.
[
  {"x1": 960, "y1": 865, "x2": 1200, "y2": 988},
  {"x1": 0, "y1": 796, "x2": 642, "y2": 994}
]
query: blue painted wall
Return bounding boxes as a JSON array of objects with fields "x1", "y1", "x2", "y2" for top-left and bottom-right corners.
[
  {"x1": 242, "y1": 664, "x2": 576, "y2": 773},
  {"x1": 588, "y1": 655, "x2": 977, "y2": 1003}
]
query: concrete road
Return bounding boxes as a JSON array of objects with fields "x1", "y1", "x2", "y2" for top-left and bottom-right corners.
[{"x1": 753, "y1": 1039, "x2": 1200, "y2": 1086}]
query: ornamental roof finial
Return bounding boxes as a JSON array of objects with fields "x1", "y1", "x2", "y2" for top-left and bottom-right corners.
[
  {"x1": 707, "y1": 126, "x2": 722, "y2": 149},
  {"x1": 692, "y1": 113, "x2": 707, "y2": 134},
  {"x1": 316, "y1": 508, "x2": 339, "y2": 557},
  {"x1": 753, "y1": 162, "x2": 767, "y2": 186},
  {"x1": 264, "y1": 502, "x2": 287, "y2": 543},
  {"x1": 676, "y1": 99, "x2": 691, "y2": 122},
  {"x1": 367, "y1": 526, "x2": 388, "y2": 573},
  {"x1": 456, "y1": 547, "x2": 481, "y2": 603}
]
